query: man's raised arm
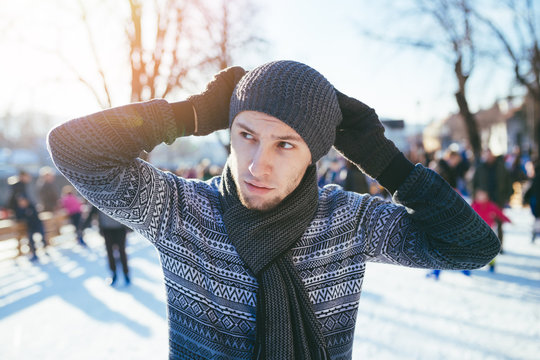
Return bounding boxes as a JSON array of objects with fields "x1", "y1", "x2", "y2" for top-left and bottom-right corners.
[
  {"x1": 333, "y1": 90, "x2": 501, "y2": 269},
  {"x1": 47, "y1": 66, "x2": 245, "y2": 239}
]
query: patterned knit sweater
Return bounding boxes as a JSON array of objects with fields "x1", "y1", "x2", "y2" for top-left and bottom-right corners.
[{"x1": 47, "y1": 99, "x2": 500, "y2": 360}]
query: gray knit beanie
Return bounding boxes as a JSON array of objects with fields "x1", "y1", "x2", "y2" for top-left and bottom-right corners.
[{"x1": 229, "y1": 60, "x2": 342, "y2": 163}]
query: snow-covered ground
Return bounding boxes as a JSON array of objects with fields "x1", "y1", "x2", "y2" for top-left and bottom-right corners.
[{"x1": 1, "y1": 207, "x2": 539, "y2": 360}]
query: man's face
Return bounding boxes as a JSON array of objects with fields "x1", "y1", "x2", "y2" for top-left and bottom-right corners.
[{"x1": 229, "y1": 111, "x2": 312, "y2": 211}]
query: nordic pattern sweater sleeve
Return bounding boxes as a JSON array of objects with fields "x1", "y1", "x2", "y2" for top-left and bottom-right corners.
[
  {"x1": 47, "y1": 99, "x2": 182, "y2": 243},
  {"x1": 354, "y1": 164, "x2": 501, "y2": 269}
]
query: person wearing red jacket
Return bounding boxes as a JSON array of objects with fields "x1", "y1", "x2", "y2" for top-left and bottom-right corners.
[
  {"x1": 471, "y1": 189, "x2": 511, "y2": 272},
  {"x1": 471, "y1": 189, "x2": 511, "y2": 228},
  {"x1": 60, "y1": 185, "x2": 87, "y2": 246}
]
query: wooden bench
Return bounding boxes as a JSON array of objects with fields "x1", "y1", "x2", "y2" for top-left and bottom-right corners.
[{"x1": 0, "y1": 211, "x2": 70, "y2": 256}]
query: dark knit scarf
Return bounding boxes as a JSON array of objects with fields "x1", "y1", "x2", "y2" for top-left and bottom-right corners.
[{"x1": 219, "y1": 161, "x2": 330, "y2": 360}]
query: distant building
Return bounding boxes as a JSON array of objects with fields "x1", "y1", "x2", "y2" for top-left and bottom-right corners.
[
  {"x1": 422, "y1": 96, "x2": 534, "y2": 156},
  {"x1": 505, "y1": 98, "x2": 534, "y2": 155}
]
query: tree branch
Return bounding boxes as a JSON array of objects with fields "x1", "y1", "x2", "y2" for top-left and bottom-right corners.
[
  {"x1": 474, "y1": 5, "x2": 537, "y2": 96},
  {"x1": 56, "y1": 52, "x2": 109, "y2": 109},
  {"x1": 78, "y1": 0, "x2": 112, "y2": 107}
]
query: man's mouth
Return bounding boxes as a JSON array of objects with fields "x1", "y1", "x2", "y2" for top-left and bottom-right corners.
[{"x1": 244, "y1": 180, "x2": 273, "y2": 194}]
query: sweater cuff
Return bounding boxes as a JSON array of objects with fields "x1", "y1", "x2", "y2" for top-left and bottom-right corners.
[
  {"x1": 170, "y1": 100, "x2": 195, "y2": 137},
  {"x1": 376, "y1": 152, "x2": 415, "y2": 194}
]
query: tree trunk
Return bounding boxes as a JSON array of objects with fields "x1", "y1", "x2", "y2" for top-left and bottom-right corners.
[
  {"x1": 454, "y1": 56, "x2": 482, "y2": 158},
  {"x1": 127, "y1": 0, "x2": 144, "y2": 102},
  {"x1": 455, "y1": 90, "x2": 481, "y2": 158}
]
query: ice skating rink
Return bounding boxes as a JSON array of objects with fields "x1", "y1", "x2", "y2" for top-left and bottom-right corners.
[{"x1": 1, "y1": 207, "x2": 539, "y2": 360}]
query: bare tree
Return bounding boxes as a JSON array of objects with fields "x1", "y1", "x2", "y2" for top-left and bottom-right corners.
[
  {"x1": 474, "y1": 0, "x2": 540, "y2": 157},
  {"x1": 363, "y1": 0, "x2": 483, "y2": 157},
  {"x1": 193, "y1": 0, "x2": 266, "y2": 153},
  {"x1": 61, "y1": 0, "x2": 262, "y2": 159},
  {"x1": 67, "y1": 0, "x2": 261, "y2": 107},
  {"x1": 126, "y1": 0, "x2": 193, "y2": 102},
  {"x1": 424, "y1": 0, "x2": 482, "y2": 157},
  {"x1": 195, "y1": 0, "x2": 265, "y2": 70}
]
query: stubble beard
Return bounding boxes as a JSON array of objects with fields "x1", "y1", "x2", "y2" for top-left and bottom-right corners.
[
  {"x1": 234, "y1": 177, "x2": 282, "y2": 211},
  {"x1": 233, "y1": 172, "x2": 303, "y2": 212}
]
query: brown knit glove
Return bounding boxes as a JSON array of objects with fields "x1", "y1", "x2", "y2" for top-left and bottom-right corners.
[
  {"x1": 187, "y1": 66, "x2": 246, "y2": 136},
  {"x1": 333, "y1": 90, "x2": 400, "y2": 179}
]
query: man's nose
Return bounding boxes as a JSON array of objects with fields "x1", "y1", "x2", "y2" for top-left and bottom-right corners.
[{"x1": 248, "y1": 146, "x2": 272, "y2": 177}]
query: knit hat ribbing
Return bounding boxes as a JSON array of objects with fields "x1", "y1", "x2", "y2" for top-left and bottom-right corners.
[{"x1": 229, "y1": 60, "x2": 342, "y2": 163}]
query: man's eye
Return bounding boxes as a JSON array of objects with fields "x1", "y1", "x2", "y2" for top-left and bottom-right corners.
[
  {"x1": 241, "y1": 132, "x2": 254, "y2": 140},
  {"x1": 279, "y1": 142, "x2": 293, "y2": 149}
]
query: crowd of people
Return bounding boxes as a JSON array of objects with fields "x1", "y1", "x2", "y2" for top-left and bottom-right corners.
[
  {"x1": 0, "y1": 159, "x2": 226, "y2": 285},
  {"x1": 2, "y1": 167, "x2": 130, "y2": 286},
  {"x1": 318, "y1": 142, "x2": 537, "y2": 276},
  {"x1": 1, "y1": 141, "x2": 537, "y2": 282},
  {"x1": 429, "y1": 144, "x2": 531, "y2": 248}
]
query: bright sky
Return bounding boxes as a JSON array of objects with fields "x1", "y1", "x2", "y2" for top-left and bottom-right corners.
[{"x1": 0, "y1": 0, "x2": 519, "y2": 129}]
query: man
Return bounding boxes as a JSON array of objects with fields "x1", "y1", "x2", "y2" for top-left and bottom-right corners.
[
  {"x1": 14, "y1": 195, "x2": 45, "y2": 262},
  {"x1": 473, "y1": 148, "x2": 513, "y2": 251},
  {"x1": 37, "y1": 166, "x2": 60, "y2": 212},
  {"x1": 7, "y1": 170, "x2": 33, "y2": 216},
  {"x1": 433, "y1": 144, "x2": 470, "y2": 194},
  {"x1": 98, "y1": 210, "x2": 130, "y2": 286},
  {"x1": 343, "y1": 162, "x2": 369, "y2": 194},
  {"x1": 48, "y1": 60, "x2": 499, "y2": 360},
  {"x1": 7, "y1": 170, "x2": 46, "y2": 261}
]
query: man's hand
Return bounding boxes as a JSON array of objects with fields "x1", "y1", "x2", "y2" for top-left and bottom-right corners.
[
  {"x1": 188, "y1": 66, "x2": 246, "y2": 136},
  {"x1": 333, "y1": 89, "x2": 400, "y2": 179}
]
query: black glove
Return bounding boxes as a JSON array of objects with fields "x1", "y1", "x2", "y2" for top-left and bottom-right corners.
[
  {"x1": 333, "y1": 89, "x2": 400, "y2": 179},
  {"x1": 187, "y1": 66, "x2": 246, "y2": 136}
]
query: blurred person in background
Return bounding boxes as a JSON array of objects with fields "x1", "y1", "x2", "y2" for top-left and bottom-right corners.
[
  {"x1": 15, "y1": 195, "x2": 45, "y2": 262},
  {"x1": 471, "y1": 189, "x2": 512, "y2": 228},
  {"x1": 99, "y1": 210, "x2": 130, "y2": 286},
  {"x1": 60, "y1": 185, "x2": 87, "y2": 246},
  {"x1": 343, "y1": 161, "x2": 369, "y2": 194},
  {"x1": 48, "y1": 60, "x2": 500, "y2": 359},
  {"x1": 471, "y1": 189, "x2": 511, "y2": 272},
  {"x1": 523, "y1": 162, "x2": 540, "y2": 243},
  {"x1": 198, "y1": 158, "x2": 214, "y2": 180},
  {"x1": 175, "y1": 164, "x2": 197, "y2": 179},
  {"x1": 473, "y1": 148, "x2": 513, "y2": 252},
  {"x1": 505, "y1": 145, "x2": 529, "y2": 185},
  {"x1": 318, "y1": 157, "x2": 345, "y2": 187},
  {"x1": 7, "y1": 170, "x2": 47, "y2": 261},
  {"x1": 431, "y1": 143, "x2": 470, "y2": 197},
  {"x1": 81, "y1": 204, "x2": 99, "y2": 231},
  {"x1": 7, "y1": 170, "x2": 34, "y2": 218},
  {"x1": 36, "y1": 166, "x2": 60, "y2": 212},
  {"x1": 0, "y1": 206, "x2": 9, "y2": 220}
]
